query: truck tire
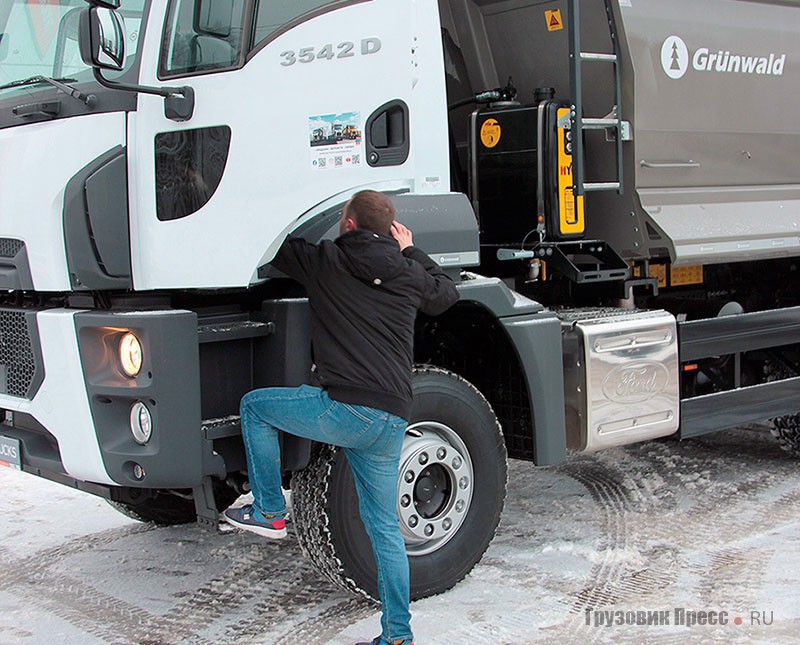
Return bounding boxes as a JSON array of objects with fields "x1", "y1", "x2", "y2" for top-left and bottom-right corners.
[
  {"x1": 292, "y1": 367, "x2": 508, "y2": 600},
  {"x1": 770, "y1": 413, "x2": 800, "y2": 457},
  {"x1": 107, "y1": 481, "x2": 238, "y2": 525}
]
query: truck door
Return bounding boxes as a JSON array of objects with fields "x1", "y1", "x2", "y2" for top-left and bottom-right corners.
[{"x1": 128, "y1": 0, "x2": 423, "y2": 291}]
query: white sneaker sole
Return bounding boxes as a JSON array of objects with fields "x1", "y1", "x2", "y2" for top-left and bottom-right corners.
[{"x1": 223, "y1": 513, "x2": 287, "y2": 539}]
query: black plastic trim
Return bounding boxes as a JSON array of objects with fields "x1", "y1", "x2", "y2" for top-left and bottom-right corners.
[
  {"x1": 457, "y1": 278, "x2": 567, "y2": 466},
  {"x1": 76, "y1": 310, "x2": 205, "y2": 488},
  {"x1": 63, "y1": 146, "x2": 132, "y2": 290},
  {"x1": 0, "y1": 241, "x2": 34, "y2": 290}
]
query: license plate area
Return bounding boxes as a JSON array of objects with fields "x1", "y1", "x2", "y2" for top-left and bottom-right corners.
[{"x1": 0, "y1": 434, "x2": 21, "y2": 469}]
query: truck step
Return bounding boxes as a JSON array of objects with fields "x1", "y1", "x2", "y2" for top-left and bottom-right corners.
[
  {"x1": 198, "y1": 320, "x2": 274, "y2": 343},
  {"x1": 580, "y1": 52, "x2": 618, "y2": 62},
  {"x1": 546, "y1": 241, "x2": 630, "y2": 284},
  {"x1": 581, "y1": 118, "x2": 621, "y2": 129},
  {"x1": 583, "y1": 182, "x2": 622, "y2": 192},
  {"x1": 202, "y1": 416, "x2": 241, "y2": 440}
]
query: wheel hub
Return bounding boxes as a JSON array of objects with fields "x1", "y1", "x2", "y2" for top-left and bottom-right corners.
[{"x1": 397, "y1": 421, "x2": 474, "y2": 556}]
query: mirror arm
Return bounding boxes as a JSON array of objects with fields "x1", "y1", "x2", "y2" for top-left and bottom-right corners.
[{"x1": 92, "y1": 68, "x2": 195, "y2": 121}]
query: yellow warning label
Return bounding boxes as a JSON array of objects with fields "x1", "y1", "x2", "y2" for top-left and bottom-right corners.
[
  {"x1": 670, "y1": 265, "x2": 704, "y2": 287},
  {"x1": 545, "y1": 9, "x2": 564, "y2": 32},
  {"x1": 480, "y1": 119, "x2": 501, "y2": 148},
  {"x1": 647, "y1": 264, "x2": 703, "y2": 288},
  {"x1": 556, "y1": 107, "x2": 584, "y2": 236}
]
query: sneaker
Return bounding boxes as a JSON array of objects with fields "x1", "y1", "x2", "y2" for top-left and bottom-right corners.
[
  {"x1": 355, "y1": 639, "x2": 413, "y2": 645},
  {"x1": 222, "y1": 504, "x2": 287, "y2": 539}
]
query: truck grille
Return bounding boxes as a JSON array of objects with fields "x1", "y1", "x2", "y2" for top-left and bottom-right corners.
[
  {"x1": 0, "y1": 239, "x2": 24, "y2": 258},
  {"x1": 0, "y1": 309, "x2": 40, "y2": 398}
]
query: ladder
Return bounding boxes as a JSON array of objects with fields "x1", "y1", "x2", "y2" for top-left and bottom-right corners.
[{"x1": 567, "y1": 0, "x2": 625, "y2": 197}]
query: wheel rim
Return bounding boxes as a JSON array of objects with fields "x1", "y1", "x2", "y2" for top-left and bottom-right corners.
[{"x1": 397, "y1": 421, "x2": 474, "y2": 556}]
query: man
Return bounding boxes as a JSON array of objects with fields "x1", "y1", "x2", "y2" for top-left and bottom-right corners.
[{"x1": 223, "y1": 190, "x2": 459, "y2": 645}]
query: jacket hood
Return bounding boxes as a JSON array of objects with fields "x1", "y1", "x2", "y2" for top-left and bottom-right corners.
[{"x1": 335, "y1": 230, "x2": 407, "y2": 285}]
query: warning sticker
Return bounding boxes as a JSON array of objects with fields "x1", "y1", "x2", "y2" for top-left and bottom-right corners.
[
  {"x1": 480, "y1": 119, "x2": 501, "y2": 148},
  {"x1": 545, "y1": 9, "x2": 564, "y2": 32},
  {"x1": 309, "y1": 112, "x2": 363, "y2": 170}
]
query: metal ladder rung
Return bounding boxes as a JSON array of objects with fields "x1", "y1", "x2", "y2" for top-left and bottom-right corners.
[
  {"x1": 580, "y1": 52, "x2": 618, "y2": 62},
  {"x1": 582, "y1": 118, "x2": 621, "y2": 129},
  {"x1": 584, "y1": 182, "x2": 621, "y2": 192}
]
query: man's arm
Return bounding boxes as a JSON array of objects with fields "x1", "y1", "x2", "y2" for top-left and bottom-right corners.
[
  {"x1": 392, "y1": 222, "x2": 459, "y2": 316},
  {"x1": 270, "y1": 236, "x2": 320, "y2": 284}
]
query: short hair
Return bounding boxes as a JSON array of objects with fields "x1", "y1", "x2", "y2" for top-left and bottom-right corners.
[{"x1": 345, "y1": 190, "x2": 395, "y2": 235}]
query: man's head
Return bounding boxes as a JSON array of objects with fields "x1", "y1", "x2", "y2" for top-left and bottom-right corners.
[{"x1": 340, "y1": 190, "x2": 396, "y2": 236}]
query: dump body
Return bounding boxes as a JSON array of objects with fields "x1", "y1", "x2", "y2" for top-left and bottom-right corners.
[{"x1": 440, "y1": 0, "x2": 800, "y2": 265}]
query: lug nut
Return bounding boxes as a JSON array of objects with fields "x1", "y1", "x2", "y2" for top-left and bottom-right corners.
[
  {"x1": 424, "y1": 524, "x2": 434, "y2": 537},
  {"x1": 436, "y1": 447, "x2": 447, "y2": 460},
  {"x1": 401, "y1": 495, "x2": 411, "y2": 508},
  {"x1": 404, "y1": 470, "x2": 415, "y2": 483},
  {"x1": 443, "y1": 518, "x2": 452, "y2": 531},
  {"x1": 409, "y1": 516, "x2": 419, "y2": 528},
  {"x1": 456, "y1": 500, "x2": 466, "y2": 513},
  {"x1": 419, "y1": 452, "x2": 429, "y2": 465},
  {"x1": 452, "y1": 456, "x2": 462, "y2": 469}
]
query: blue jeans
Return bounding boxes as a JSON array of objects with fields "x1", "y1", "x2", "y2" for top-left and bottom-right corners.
[{"x1": 240, "y1": 385, "x2": 413, "y2": 645}]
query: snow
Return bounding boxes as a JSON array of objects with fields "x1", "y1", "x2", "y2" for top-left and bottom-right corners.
[{"x1": 1, "y1": 426, "x2": 799, "y2": 644}]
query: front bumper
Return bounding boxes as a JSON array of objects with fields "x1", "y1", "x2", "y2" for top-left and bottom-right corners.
[{"x1": 0, "y1": 307, "x2": 212, "y2": 488}]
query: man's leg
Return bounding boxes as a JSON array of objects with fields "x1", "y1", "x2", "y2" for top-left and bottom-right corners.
[
  {"x1": 345, "y1": 419, "x2": 413, "y2": 645},
  {"x1": 238, "y1": 385, "x2": 390, "y2": 519}
]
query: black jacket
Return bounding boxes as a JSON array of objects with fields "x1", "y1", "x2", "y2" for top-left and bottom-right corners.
[{"x1": 272, "y1": 230, "x2": 459, "y2": 419}]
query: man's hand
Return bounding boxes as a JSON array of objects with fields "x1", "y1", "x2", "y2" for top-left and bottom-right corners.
[{"x1": 391, "y1": 222, "x2": 413, "y2": 251}]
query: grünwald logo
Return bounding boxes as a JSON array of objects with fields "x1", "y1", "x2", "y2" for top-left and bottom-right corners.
[
  {"x1": 661, "y1": 36, "x2": 689, "y2": 79},
  {"x1": 661, "y1": 35, "x2": 787, "y2": 80}
]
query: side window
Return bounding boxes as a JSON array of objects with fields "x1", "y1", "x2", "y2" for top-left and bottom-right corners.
[
  {"x1": 252, "y1": 1, "x2": 338, "y2": 49},
  {"x1": 160, "y1": 0, "x2": 247, "y2": 78},
  {"x1": 155, "y1": 126, "x2": 232, "y2": 221}
]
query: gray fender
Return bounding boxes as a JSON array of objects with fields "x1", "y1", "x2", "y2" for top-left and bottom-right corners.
[{"x1": 457, "y1": 277, "x2": 567, "y2": 466}]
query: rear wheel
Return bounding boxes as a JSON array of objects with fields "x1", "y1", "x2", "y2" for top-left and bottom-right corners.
[
  {"x1": 292, "y1": 367, "x2": 507, "y2": 600},
  {"x1": 770, "y1": 413, "x2": 800, "y2": 457}
]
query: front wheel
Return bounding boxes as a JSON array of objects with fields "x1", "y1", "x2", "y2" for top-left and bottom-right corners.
[{"x1": 292, "y1": 367, "x2": 508, "y2": 600}]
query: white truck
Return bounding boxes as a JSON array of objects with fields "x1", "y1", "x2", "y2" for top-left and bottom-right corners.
[{"x1": 0, "y1": 0, "x2": 798, "y2": 601}]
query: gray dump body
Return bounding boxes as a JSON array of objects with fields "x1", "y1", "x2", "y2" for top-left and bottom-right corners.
[{"x1": 440, "y1": 0, "x2": 800, "y2": 265}]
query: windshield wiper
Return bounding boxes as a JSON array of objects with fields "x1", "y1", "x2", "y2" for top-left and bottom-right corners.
[{"x1": 0, "y1": 76, "x2": 95, "y2": 106}]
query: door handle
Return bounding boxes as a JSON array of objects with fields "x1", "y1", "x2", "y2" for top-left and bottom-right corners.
[{"x1": 366, "y1": 100, "x2": 410, "y2": 167}]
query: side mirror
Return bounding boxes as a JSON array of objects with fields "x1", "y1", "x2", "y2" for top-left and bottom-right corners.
[
  {"x1": 79, "y1": 6, "x2": 126, "y2": 71},
  {"x1": 194, "y1": 0, "x2": 233, "y2": 37}
]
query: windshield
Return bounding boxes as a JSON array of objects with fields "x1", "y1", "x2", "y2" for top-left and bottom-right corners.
[{"x1": 0, "y1": 0, "x2": 146, "y2": 93}]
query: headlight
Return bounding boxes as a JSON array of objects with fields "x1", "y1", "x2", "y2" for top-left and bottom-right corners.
[
  {"x1": 119, "y1": 332, "x2": 143, "y2": 378},
  {"x1": 130, "y1": 401, "x2": 152, "y2": 445}
]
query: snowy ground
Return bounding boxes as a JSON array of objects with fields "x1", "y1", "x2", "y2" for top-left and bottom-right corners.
[{"x1": 1, "y1": 424, "x2": 799, "y2": 644}]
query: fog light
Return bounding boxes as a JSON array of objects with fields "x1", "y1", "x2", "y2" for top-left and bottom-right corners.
[
  {"x1": 130, "y1": 401, "x2": 152, "y2": 444},
  {"x1": 119, "y1": 332, "x2": 143, "y2": 377}
]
